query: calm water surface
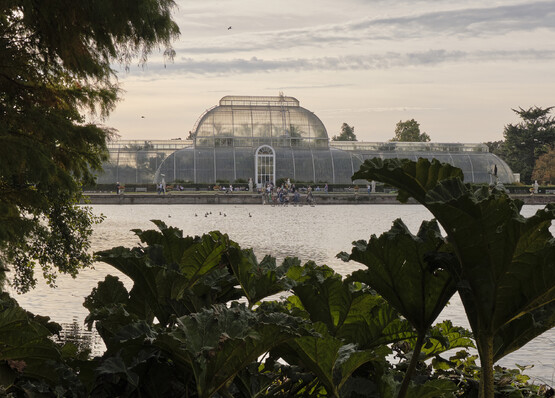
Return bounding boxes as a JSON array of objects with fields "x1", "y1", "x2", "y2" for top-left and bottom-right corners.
[{"x1": 12, "y1": 204, "x2": 554, "y2": 384}]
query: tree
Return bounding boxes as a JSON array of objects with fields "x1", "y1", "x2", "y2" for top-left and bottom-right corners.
[
  {"x1": 0, "y1": 1, "x2": 180, "y2": 292},
  {"x1": 484, "y1": 140, "x2": 506, "y2": 156},
  {"x1": 532, "y1": 146, "x2": 555, "y2": 184},
  {"x1": 332, "y1": 123, "x2": 357, "y2": 141},
  {"x1": 501, "y1": 106, "x2": 555, "y2": 184},
  {"x1": 391, "y1": 119, "x2": 431, "y2": 142}
]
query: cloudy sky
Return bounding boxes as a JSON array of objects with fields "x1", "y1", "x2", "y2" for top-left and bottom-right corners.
[{"x1": 105, "y1": 0, "x2": 555, "y2": 143}]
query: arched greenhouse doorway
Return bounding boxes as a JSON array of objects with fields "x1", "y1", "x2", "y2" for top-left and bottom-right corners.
[{"x1": 255, "y1": 145, "x2": 275, "y2": 188}]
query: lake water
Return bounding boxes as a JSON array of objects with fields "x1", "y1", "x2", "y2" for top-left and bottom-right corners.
[{"x1": 11, "y1": 204, "x2": 554, "y2": 385}]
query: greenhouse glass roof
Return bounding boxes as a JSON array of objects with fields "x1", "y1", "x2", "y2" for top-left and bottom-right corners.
[{"x1": 193, "y1": 95, "x2": 328, "y2": 149}]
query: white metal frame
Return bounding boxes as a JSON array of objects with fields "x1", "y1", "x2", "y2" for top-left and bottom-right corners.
[{"x1": 255, "y1": 145, "x2": 276, "y2": 188}]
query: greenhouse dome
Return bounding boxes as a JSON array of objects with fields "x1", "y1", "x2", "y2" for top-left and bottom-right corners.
[
  {"x1": 104, "y1": 95, "x2": 516, "y2": 187},
  {"x1": 193, "y1": 95, "x2": 329, "y2": 149}
]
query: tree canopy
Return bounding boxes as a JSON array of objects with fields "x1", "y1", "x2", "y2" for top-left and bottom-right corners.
[
  {"x1": 484, "y1": 140, "x2": 506, "y2": 157},
  {"x1": 0, "y1": 0, "x2": 180, "y2": 292},
  {"x1": 390, "y1": 119, "x2": 431, "y2": 142},
  {"x1": 332, "y1": 123, "x2": 357, "y2": 141},
  {"x1": 501, "y1": 106, "x2": 555, "y2": 184},
  {"x1": 532, "y1": 146, "x2": 555, "y2": 184}
]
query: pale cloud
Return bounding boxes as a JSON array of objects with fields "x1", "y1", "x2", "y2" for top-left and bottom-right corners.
[
  {"x1": 124, "y1": 49, "x2": 555, "y2": 76},
  {"x1": 320, "y1": 106, "x2": 442, "y2": 114},
  {"x1": 173, "y1": 1, "x2": 555, "y2": 55},
  {"x1": 351, "y1": 1, "x2": 555, "y2": 37},
  {"x1": 265, "y1": 83, "x2": 354, "y2": 90}
]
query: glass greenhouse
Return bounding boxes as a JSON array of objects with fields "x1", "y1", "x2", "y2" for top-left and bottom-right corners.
[{"x1": 98, "y1": 95, "x2": 515, "y2": 186}]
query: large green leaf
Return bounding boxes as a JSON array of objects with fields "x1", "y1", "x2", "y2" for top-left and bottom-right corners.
[
  {"x1": 94, "y1": 247, "x2": 185, "y2": 326},
  {"x1": 83, "y1": 275, "x2": 137, "y2": 336},
  {"x1": 178, "y1": 230, "x2": 231, "y2": 284},
  {"x1": 84, "y1": 303, "x2": 137, "y2": 347},
  {"x1": 424, "y1": 187, "x2": 555, "y2": 341},
  {"x1": 405, "y1": 378, "x2": 458, "y2": 398},
  {"x1": 95, "y1": 227, "x2": 241, "y2": 326},
  {"x1": 421, "y1": 320, "x2": 474, "y2": 359},
  {"x1": 227, "y1": 247, "x2": 298, "y2": 307},
  {"x1": 354, "y1": 158, "x2": 555, "y2": 348},
  {"x1": 335, "y1": 292, "x2": 415, "y2": 349},
  {"x1": 287, "y1": 263, "x2": 352, "y2": 335},
  {"x1": 492, "y1": 300, "x2": 555, "y2": 362},
  {"x1": 352, "y1": 157, "x2": 464, "y2": 204},
  {"x1": 132, "y1": 219, "x2": 196, "y2": 265},
  {"x1": 277, "y1": 322, "x2": 389, "y2": 397},
  {"x1": 184, "y1": 267, "x2": 243, "y2": 313},
  {"x1": 340, "y1": 216, "x2": 459, "y2": 398},
  {"x1": 233, "y1": 362, "x2": 283, "y2": 398},
  {"x1": 96, "y1": 355, "x2": 140, "y2": 388},
  {"x1": 156, "y1": 303, "x2": 307, "y2": 398},
  {"x1": 343, "y1": 218, "x2": 457, "y2": 334},
  {"x1": 426, "y1": 185, "x2": 555, "y2": 361},
  {"x1": 353, "y1": 157, "x2": 555, "y2": 398},
  {"x1": 276, "y1": 264, "x2": 406, "y2": 396},
  {"x1": 0, "y1": 294, "x2": 72, "y2": 387},
  {"x1": 91, "y1": 336, "x2": 193, "y2": 397},
  {"x1": 287, "y1": 262, "x2": 414, "y2": 349},
  {"x1": 83, "y1": 274, "x2": 130, "y2": 311}
]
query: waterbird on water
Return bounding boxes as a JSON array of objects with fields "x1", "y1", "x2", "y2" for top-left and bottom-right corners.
[{"x1": 228, "y1": 26, "x2": 232, "y2": 30}]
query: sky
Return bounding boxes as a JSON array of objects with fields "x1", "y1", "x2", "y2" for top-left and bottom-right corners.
[{"x1": 104, "y1": 0, "x2": 555, "y2": 143}]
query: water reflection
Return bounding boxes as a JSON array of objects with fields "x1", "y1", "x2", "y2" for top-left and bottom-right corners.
[{"x1": 55, "y1": 318, "x2": 103, "y2": 358}]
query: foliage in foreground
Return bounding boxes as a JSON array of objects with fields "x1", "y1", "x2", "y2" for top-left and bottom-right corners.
[
  {"x1": 351, "y1": 157, "x2": 555, "y2": 398},
  {"x1": 0, "y1": 207, "x2": 552, "y2": 397}
]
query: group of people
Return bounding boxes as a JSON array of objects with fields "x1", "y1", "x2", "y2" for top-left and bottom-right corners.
[{"x1": 262, "y1": 182, "x2": 314, "y2": 206}]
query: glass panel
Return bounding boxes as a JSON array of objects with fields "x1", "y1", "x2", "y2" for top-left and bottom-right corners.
[
  {"x1": 175, "y1": 150, "x2": 194, "y2": 182},
  {"x1": 195, "y1": 149, "x2": 215, "y2": 183},
  {"x1": 313, "y1": 151, "x2": 333, "y2": 183},
  {"x1": 330, "y1": 149, "x2": 356, "y2": 184},
  {"x1": 215, "y1": 148, "x2": 235, "y2": 183},
  {"x1": 292, "y1": 150, "x2": 314, "y2": 183},
  {"x1": 235, "y1": 148, "x2": 255, "y2": 182},
  {"x1": 275, "y1": 149, "x2": 295, "y2": 181},
  {"x1": 195, "y1": 113, "x2": 214, "y2": 138}
]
